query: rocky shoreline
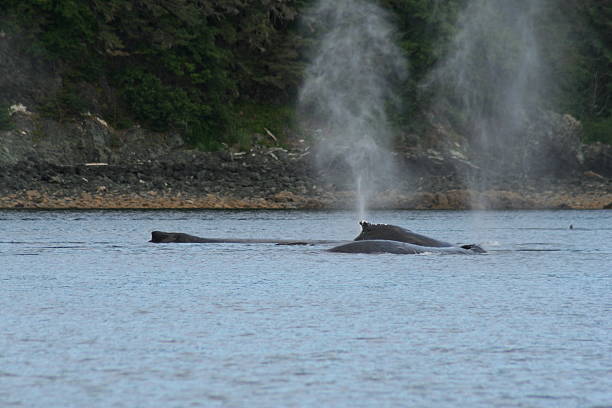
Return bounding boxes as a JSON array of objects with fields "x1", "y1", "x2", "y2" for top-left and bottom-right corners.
[
  {"x1": 1, "y1": 146, "x2": 611, "y2": 211},
  {"x1": 1, "y1": 113, "x2": 611, "y2": 210},
  {"x1": 3, "y1": 187, "x2": 611, "y2": 210}
]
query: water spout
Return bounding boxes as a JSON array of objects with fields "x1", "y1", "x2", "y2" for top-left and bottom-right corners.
[
  {"x1": 429, "y1": 0, "x2": 550, "y2": 205},
  {"x1": 356, "y1": 175, "x2": 366, "y2": 221},
  {"x1": 299, "y1": 0, "x2": 407, "y2": 218}
]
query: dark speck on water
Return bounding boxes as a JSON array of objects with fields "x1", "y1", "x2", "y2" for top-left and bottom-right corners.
[{"x1": 1, "y1": 209, "x2": 611, "y2": 407}]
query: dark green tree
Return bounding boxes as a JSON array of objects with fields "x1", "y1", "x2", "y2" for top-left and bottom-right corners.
[{"x1": 2, "y1": 0, "x2": 611, "y2": 145}]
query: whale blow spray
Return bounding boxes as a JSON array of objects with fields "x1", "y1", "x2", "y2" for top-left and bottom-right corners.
[
  {"x1": 429, "y1": 0, "x2": 549, "y2": 202},
  {"x1": 299, "y1": 0, "x2": 407, "y2": 220}
]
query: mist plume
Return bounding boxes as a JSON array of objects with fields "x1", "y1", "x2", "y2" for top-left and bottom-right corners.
[{"x1": 298, "y1": 0, "x2": 407, "y2": 218}]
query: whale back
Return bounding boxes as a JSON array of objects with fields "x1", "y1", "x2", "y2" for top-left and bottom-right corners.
[
  {"x1": 328, "y1": 240, "x2": 481, "y2": 255},
  {"x1": 354, "y1": 221, "x2": 453, "y2": 247},
  {"x1": 150, "y1": 231, "x2": 344, "y2": 245},
  {"x1": 329, "y1": 240, "x2": 422, "y2": 254},
  {"x1": 150, "y1": 231, "x2": 215, "y2": 243}
]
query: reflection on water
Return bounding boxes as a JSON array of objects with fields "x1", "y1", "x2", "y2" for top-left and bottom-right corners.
[{"x1": 1, "y1": 210, "x2": 611, "y2": 407}]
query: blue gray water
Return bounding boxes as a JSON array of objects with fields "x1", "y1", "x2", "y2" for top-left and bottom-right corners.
[{"x1": 1, "y1": 210, "x2": 611, "y2": 407}]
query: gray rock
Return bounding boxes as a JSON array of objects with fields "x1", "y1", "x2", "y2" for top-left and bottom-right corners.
[
  {"x1": 582, "y1": 142, "x2": 612, "y2": 178},
  {"x1": 522, "y1": 112, "x2": 583, "y2": 176}
]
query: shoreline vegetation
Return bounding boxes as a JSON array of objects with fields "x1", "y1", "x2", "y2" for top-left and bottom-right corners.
[{"x1": 1, "y1": 1, "x2": 611, "y2": 210}]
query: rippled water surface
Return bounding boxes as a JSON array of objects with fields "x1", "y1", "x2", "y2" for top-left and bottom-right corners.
[{"x1": 1, "y1": 210, "x2": 611, "y2": 407}]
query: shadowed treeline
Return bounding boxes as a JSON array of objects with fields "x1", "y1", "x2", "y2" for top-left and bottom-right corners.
[{"x1": 0, "y1": 0, "x2": 610, "y2": 148}]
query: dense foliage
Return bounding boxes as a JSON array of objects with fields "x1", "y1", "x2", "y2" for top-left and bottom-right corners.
[
  {"x1": 561, "y1": 0, "x2": 612, "y2": 143},
  {"x1": 0, "y1": 105, "x2": 13, "y2": 131},
  {"x1": 1, "y1": 0, "x2": 610, "y2": 146}
]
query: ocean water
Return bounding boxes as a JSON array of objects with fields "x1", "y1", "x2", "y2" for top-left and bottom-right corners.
[{"x1": 1, "y1": 209, "x2": 611, "y2": 407}]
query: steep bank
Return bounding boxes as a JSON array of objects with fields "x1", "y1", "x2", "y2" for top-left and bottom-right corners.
[{"x1": 1, "y1": 112, "x2": 611, "y2": 210}]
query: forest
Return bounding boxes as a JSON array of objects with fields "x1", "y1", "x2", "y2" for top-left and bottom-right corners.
[{"x1": 1, "y1": 0, "x2": 610, "y2": 148}]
